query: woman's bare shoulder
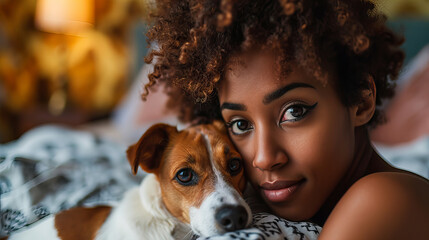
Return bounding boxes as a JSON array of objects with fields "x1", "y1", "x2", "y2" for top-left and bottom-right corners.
[{"x1": 320, "y1": 172, "x2": 429, "y2": 240}]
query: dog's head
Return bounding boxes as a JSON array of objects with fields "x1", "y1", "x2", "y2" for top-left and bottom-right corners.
[{"x1": 126, "y1": 120, "x2": 252, "y2": 237}]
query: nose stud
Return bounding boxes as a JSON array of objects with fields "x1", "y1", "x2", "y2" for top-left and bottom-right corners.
[{"x1": 215, "y1": 205, "x2": 248, "y2": 231}]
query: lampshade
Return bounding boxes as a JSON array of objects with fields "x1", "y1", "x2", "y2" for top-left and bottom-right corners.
[{"x1": 35, "y1": 0, "x2": 95, "y2": 35}]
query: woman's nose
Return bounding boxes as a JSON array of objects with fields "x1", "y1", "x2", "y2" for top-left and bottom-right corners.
[{"x1": 252, "y1": 129, "x2": 288, "y2": 171}]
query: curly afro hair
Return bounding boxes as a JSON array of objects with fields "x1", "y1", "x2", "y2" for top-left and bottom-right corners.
[{"x1": 143, "y1": 0, "x2": 404, "y2": 126}]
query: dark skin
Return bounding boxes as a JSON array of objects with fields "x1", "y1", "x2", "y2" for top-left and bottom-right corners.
[
  {"x1": 311, "y1": 126, "x2": 397, "y2": 225},
  {"x1": 218, "y1": 50, "x2": 429, "y2": 239}
]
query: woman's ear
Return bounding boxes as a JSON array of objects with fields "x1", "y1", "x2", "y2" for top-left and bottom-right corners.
[{"x1": 353, "y1": 75, "x2": 376, "y2": 127}]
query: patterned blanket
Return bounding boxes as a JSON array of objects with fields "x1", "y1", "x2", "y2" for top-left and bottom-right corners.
[
  {"x1": 199, "y1": 213, "x2": 320, "y2": 240},
  {"x1": 0, "y1": 125, "x2": 320, "y2": 239}
]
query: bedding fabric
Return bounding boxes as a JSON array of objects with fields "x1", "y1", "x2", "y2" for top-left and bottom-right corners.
[
  {"x1": 0, "y1": 125, "x2": 140, "y2": 236},
  {"x1": 374, "y1": 136, "x2": 429, "y2": 179},
  {"x1": 198, "y1": 213, "x2": 321, "y2": 240}
]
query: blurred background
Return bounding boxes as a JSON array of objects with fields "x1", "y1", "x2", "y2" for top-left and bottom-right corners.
[
  {"x1": 0, "y1": 0, "x2": 428, "y2": 145},
  {"x1": 0, "y1": 0, "x2": 151, "y2": 143}
]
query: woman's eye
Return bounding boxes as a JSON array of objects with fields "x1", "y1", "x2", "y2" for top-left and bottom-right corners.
[
  {"x1": 175, "y1": 168, "x2": 198, "y2": 186},
  {"x1": 227, "y1": 119, "x2": 253, "y2": 135},
  {"x1": 281, "y1": 103, "x2": 317, "y2": 123}
]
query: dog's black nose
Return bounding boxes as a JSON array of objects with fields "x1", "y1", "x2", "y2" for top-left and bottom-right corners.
[{"x1": 215, "y1": 205, "x2": 248, "y2": 231}]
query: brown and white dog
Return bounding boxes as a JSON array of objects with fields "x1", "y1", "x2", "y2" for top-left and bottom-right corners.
[{"x1": 6, "y1": 121, "x2": 252, "y2": 240}]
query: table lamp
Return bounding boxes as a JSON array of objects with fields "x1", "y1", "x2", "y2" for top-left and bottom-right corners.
[{"x1": 34, "y1": 0, "x2": 94, "y2": 115}]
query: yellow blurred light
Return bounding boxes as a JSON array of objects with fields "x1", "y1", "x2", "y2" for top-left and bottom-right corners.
[{"x1": 35, "y1": 0, "x2": 94, "y2": 35}]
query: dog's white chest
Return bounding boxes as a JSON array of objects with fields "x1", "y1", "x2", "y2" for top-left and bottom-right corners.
[{"x1": 96, "y1": 174, "x2": 190, "y2": 240}]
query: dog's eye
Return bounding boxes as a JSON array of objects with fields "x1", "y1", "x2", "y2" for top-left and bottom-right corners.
[
  {"x1": 175, "y1": 168, "x2": 198, "y2": 186},
  {"x1": 228, "y1": 158, "x2": 242, "y2": 176}
]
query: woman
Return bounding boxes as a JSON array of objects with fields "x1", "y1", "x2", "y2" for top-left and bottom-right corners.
[{"x1": 142, "y1": 0, "x2": 429, "y2": 238}]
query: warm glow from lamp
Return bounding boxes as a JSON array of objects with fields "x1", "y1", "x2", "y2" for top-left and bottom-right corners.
[
  {"x1": 35, "y1": 0, "x2": 95, "y2": 35},
  {"x1": 34, "y1": 0, "x2": 95, "y2": 115}
]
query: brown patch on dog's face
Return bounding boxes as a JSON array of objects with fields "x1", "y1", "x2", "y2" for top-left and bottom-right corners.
[
  {"x1": 208, "y1": 131, "x2": 247, "y2": 194},
  {"x1": 197, "y1": 123, "x2": 246, "y2": 194},
  {"x1": 157, "y1": 128, "x2": 214, "y2": 223},
  {"x1": 157, "y1": 122, "x2": 245, "y2": 224}
]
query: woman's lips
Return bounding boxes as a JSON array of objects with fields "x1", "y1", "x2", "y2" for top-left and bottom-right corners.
[{"x1": 260, "y1": 180, "x2": 304, "y2": 202}]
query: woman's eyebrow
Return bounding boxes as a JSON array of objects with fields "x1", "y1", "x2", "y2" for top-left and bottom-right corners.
[
  {"x1": 263, "y1": 82, "x2": 315, "y2": 104},
  {"x1": 220, "y1": 102, "x2": 247, "y2": 111}
]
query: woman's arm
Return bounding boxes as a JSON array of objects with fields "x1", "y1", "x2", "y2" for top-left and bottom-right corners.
[{"x1": 320, "y1": 172, "x2": 429, "y2": 240}]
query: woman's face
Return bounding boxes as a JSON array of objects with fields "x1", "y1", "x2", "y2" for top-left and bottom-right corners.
[{"x1": 218, "y1": 51, "x2": 357, "y2": 221}]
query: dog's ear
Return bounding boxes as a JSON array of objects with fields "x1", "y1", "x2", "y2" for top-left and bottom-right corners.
[
  {"x1": 212, "y1": 120, "x2": 227, "y2": 133},
  {"x1": 126, "y1": 124, "x2": 177, "y2": 174}
]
